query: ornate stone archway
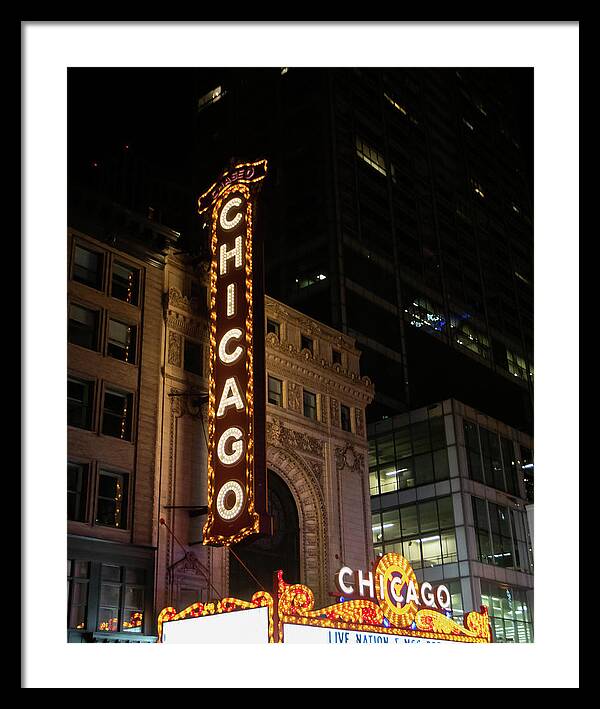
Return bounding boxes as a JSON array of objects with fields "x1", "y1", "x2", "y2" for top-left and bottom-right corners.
[{"x1": 266, "y1": 416, "x2": 329, "y2": 605}]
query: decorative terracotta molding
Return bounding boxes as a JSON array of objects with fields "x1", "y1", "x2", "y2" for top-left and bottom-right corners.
[
  {"x1": 168, "y1": 331, "x2": 182, "y2": 367},
  {"x1": 335, "y1": 443, "x2": 366, "y2": 477},
  {"x1": 266, "y1": 416, "x2": 325, "y2": 459}
]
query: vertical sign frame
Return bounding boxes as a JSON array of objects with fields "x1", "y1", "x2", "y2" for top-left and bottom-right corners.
[{"x1": 198, "y1": 159, "x2": 270, "y2": 546}]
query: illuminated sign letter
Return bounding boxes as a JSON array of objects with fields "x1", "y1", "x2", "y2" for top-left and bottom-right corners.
[
  {"x1": 337, "y1": 567, "x2": 355, "y2": 595},
  {"x1": 217, "y1": 377, "x2": 245, "y2": 418},
  {"x1": 436, "y1": 585, "x2": 451, "y2": 610},
  {"x1": 421, "y1": 581, "x2": 435, "y2": 607},
  {"x1": 218, "y1": 329, "x2": 244, "y2": 365},
  {"x1": 220, "y1": 236, "x2": 243, "y2": 276},
  {"x1": 217, "y1": 427, "x2": 244, "y2": 466},
  {"x1": 357, "y1": 570, "x2": 374, "y2": 598}
]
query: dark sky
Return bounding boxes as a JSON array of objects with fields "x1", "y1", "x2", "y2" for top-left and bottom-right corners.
[{"x1": 68, "y1": 67, "x2": 534, "y2": 196}]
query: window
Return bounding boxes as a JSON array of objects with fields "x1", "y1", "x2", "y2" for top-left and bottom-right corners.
[
  {"x1": 507, "y1": 349, "x2": 528, "y2": 380},
  {"x1": 183, "y1": 339, "x2": 203, "y2": 376},
  {"x1": 356, "y1": 136, "x2": 387, "y2": 176},
  {"x1": 268, "y1": 376, "x2": 283, "y2": 407},
  {"x1": 97, "y1": 564, "x2": 144, "y2": 633},
  {"x1": 371, "y1": 496, "x2": 457, "y2": 569},
  {"x1": 68, "y1": 303, "x2": 99, "y2": 351},
  {"x1": 102, "y1": 388, "x2": 133, "y2": 440},
  {"x1": 480, "y1": 427, "x2": 506, "y2": 492},
  {"x1": 464, "y1": 421, "x2": 484, "y2": 483},
  {"x1": 67, "y1": 560, "x2": 90, "y2": 630},
  {"x1": 107, "y1": 319, "x2": 137, "y2": 364},
  {"x1": 520, "y1": 446, "x2": 534, "y2": 503},
  {"x1": 370, "y1": 414, "x2": 449, "y2": 496},
  {"x1": 111, "y1": 261, "x2": 140, "y2": 306},
  {"x1": 68, "y1": 462, "x2": 89, "y2": 522},
  {"x1": 67, "y1": 377, "x2": 94, "y2": 429},
  {"x1": 340, "y1": 404, "x2": 351, "y2": 432},
  {"x1": 96, "y1": 470, "x2": 129, "y2": 529},
  {"x1": 480, "y1": 582, "x2": 533, "y2": 642},
  {"x1": 72, "y1": 244, "x2": 103, "y2": 290},
  {"x1": 332, "y1": 349, "x2": 342, "y2": 366},
  {"x1": 300, "y1": 335, "x2": 313, "y2": 354},
  {"x1": 198, "y1": 85, "x2": 224, "y2": 112},
  {"x1": 303, "y1": 390, "x2": 317, "y2": 420},
  {"x1": 501, "y1": 437, "x2": 519, "y2": 496},
  {"x1": 266, "y1": 319, "x2": 280, "y2": 338}
]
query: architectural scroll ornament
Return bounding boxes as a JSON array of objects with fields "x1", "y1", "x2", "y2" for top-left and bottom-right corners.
[
  {"x1": 266, "y1": 417, "x2": 325, "y2": 459},
  {"x1": 354, "y1": 407, "x2": 365, "y2": 438},
  {"x1": 168, "y1": 286, "x2": 200, "y2": 314},
  {"x1": 335, "y1": 443, "x2": 365, "y2": 476},
  {"x1": 168, "y1": 331, "x2": 182, "y2": 367},
  {"x1": 287, "y1": 382, "x2": 301, "y2": 413},
  {"x1": 330, "y1": 397, "x2": 340, "y2": 428}
]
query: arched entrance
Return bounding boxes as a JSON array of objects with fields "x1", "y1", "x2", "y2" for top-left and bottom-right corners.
[{"x1": 228, "y1": 470, "x2": 300, "y2": 600}]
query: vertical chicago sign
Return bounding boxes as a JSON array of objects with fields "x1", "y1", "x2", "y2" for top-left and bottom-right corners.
[{"x1": 198, "y1": 159, "x2": 271, "y2": 546}]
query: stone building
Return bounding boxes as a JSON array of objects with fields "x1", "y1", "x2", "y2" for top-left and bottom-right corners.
[{"x1": 67, "y1": 192, "x2": 374, "y2": 641}]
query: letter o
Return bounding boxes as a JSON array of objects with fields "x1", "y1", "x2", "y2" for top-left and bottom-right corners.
[{"x1": 436, "y1": 585, "x2": 451, "y2": 610}]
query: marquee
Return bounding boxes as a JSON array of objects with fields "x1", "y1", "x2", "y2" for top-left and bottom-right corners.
[{"x1": 158, "y1": 552, "x2": 492, "y2": 644}]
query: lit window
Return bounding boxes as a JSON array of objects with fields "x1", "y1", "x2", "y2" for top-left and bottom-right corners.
[
  {"x1": 472, "y1": 180, "x2": 485, "y2": 199},
  {"x1": 111, "y1": 262, "x2": 140, "y2": 306},
  {"x1": 107, "y1": 319, "x2": 137, "y2": 364},
  {"x1": 102, "y1": 388, "x2": 133, "y2": 441},
  {"x1": 96, "y1": 470, "x2": 129, "y2": 529},
  {"x1": 198, "y1": 86, "x2": 224, "y2": 112},
  {"x1": 462, "y1": 118, "x2": 475, "y2": 131},
  {"x1": 384, "y1": 92, "x2": 407, "y2": 116},
  {"x1": 356, "y1": 137, "x2": 386, "y2": 176},
  {"x1": 507, "y1": 350, "x2": 528, "y2": 380}
]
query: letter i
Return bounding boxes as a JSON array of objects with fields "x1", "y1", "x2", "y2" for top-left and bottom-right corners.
[{"x1": 227, "y1": 283, "x2": 236, "y2": 317}]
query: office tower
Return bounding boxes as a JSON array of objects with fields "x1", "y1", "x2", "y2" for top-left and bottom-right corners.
[{"x1": 194, "y1": 68, "x2": 533, "y2": 431}]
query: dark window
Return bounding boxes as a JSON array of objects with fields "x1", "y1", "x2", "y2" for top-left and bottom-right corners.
[
  {"x1": 464, "y1": 421, "x2": 484, "y2": 483},
  {"x1": 107, "y1": 319, "x2": 137, "y2": 364},
  {"x1": 96, "y1": 470, "x2": 129, "y2": 529},
  {"x1": 340, "y1": 404, "x2": 351, "y2": 432},
  {"x1": 520, "y1": 446, "x2": 534, "y2": 503},
  {"x1": 268, "y1": 376, "x2": 283, "y2": 406},
  {"x1": 102, "y1": 388, "x2": 133, "y2": 440},
  {"x1": 183, "y1": 339, "x2": 203, "y2": 376},
  {"x1": 501, "y1": 437, "x2": 519, "y2": 496},
  {"x1": 332, "y1": 349, "x2": 342, "y2": 365},
  {"x1": 301, "y1": 335, "x2": 313, "y2": 354},
  {"x1": 303, "y1": 390, "x2": 317, "y2": 420},
  {"x1": 67, "y1": 462, "x2": 89, "y2": 522},
  {"x1": 67, "y1": 560, "x2": 90, "y2": 630},
  {"x1": 72, "y1": 244, "x2": 103, "y2": 290},
  {"x1": 267, "y1": 319, "x2": 280, "y2": 338},
  {"x1": 67, "y1": 377, "x2": 94, "y2": 429},
  {"x1": 68, "y1": 303, "x2": 99, "y2": 350},
  {"x1": 111, "y1": 261, "x2": 140, "y2": 306},
  {"x1": 97, "y1": 564, "x2": 144, "y2": 633}
]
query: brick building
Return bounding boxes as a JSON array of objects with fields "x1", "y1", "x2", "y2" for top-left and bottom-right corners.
[{"x1": 67, "y1": 190, "x2": 374, "y2": 641}]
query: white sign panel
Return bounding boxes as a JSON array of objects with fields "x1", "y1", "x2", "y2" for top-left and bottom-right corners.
[
  {"x1": 283, "y1": 623, "x2": 445, "y2": 645},
  {"x1": 162, "y1": 606, "x2": 269, "y2": 644}
]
